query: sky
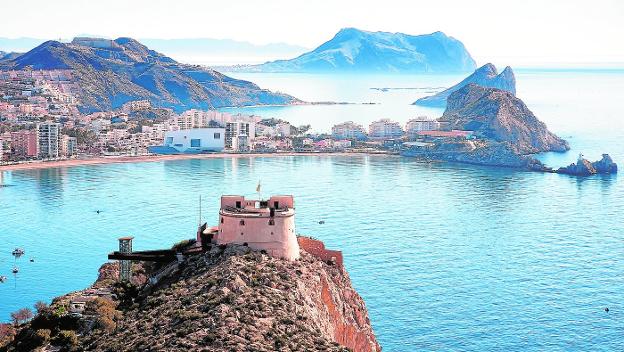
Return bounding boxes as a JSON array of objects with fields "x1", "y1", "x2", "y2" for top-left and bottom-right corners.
[{"x1": 1, "y1": 0, "x2": 623, "y2": 67}]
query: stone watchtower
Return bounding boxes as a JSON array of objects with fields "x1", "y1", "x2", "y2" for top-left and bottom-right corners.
[
  {"x1": 208, "y1": 195, "x2": 300, "y2": 260},
  {"x1": 118, "y1": 236, "x2": 134, "y2": 281}
]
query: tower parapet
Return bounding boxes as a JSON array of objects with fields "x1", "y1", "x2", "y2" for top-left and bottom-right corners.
[{"x1": 211, "y1": 195, "x2": 300, "y2": 260}]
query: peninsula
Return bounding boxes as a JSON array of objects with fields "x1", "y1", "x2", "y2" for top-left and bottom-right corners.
[
  {"x1": 1, "y1": 195, "x2": 380, "y2": 352},
  {"x1": 0, "y1": 37, "x2": 299, "y2": 113},
  {"x1": 403, "y1": 83, "x2": 617, "y2": 175}
]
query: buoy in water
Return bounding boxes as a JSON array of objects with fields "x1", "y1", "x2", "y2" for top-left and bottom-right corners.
[{"x1": 605, "y1": 307, "x2": 610, "y2": 313}]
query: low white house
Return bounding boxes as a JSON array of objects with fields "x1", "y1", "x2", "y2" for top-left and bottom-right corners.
[{"x1": 148, "y1": 128, "x2": 225, "y2": 154}]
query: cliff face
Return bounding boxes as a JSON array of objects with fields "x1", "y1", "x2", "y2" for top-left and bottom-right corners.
[
  {"x1": 3, "y1": 242, "x2": 380, "y2": 352},
  {"x1": 442, "y1": 84, "x2": 569, "y2": 154},
  {"x1": 0, "y1": 38, "x2": 298, "y2": 113},
  {"x1": 414, "y1": 63, "x2": 516, "y2": 107}
]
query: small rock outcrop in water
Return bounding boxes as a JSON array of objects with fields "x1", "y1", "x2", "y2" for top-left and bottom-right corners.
[
  {"x1": 2, "y1": 241, "x2": 380, "y2": 352},
  {"x1": 413, "y1": 63, "x2": 516, "y2": 107},
  {"x1": 442, "y1": 84, "x2": 569, "y2": 154},
  {"x1": 557, "y1": 154, "x2": 618, "y2": 176}
]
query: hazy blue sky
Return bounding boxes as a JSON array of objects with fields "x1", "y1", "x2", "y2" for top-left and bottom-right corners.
[{"x1": 1, "y1": 0, "x2": 623, "y2": 66}]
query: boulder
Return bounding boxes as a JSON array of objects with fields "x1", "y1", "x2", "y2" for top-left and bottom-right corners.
[
  {"x1": 557, "y1": 153, "x2": 617, "y2": 176},
  {"x1": 592, "y1": 154, "x2": 618, "y2": 174}
]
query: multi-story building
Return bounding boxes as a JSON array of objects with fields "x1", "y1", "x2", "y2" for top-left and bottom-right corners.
[
  {"x1": 276, "y1": 123, "x2": 293, "y2": 137},
  {"x1": 38, "y1": 121, "x2": 61, "y2": 159},
  {"x1": 405, "y1": 116, "x2": 441, "y2": 140},
  {"x1": 368, "y1": 119, "x2": 404, "y2": 139},
  {"x1": 61, "y1": 135, "x2": 77, "y2": 157},
  {"x1": 225, "y1": 115, "x2": 257, "y2": 151},
  {"x1": 10, "y1": 130, "x2": 38, "y2": 158},
  {"x1": 332, "y1": 121, "x2": 367, "y2": 140}
]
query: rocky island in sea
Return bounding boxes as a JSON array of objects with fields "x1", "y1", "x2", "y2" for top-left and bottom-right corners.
[
  {"x1": 413, "y1": 63, "x2": 516, "y2": 107},
  {"x1": 1, "y1": 195, "x2": 380, "y2": 352},
  {"x1": 222, "y1": 28, "x2": 476, "y2": 73}
]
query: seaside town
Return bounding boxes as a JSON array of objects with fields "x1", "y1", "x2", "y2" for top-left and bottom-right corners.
[{"x1": 0, "y1": 69, "x2": 471, "y2": 165}]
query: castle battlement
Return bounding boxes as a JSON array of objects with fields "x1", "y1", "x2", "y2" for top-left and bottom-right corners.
[{"x1": 211, "y1": 195, "x2": 300, "y2": 260}]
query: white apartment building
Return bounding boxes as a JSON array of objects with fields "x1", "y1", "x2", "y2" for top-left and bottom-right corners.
[
  {"x1": 170, "y1": 110, "x2": 257, "y2": 151},
  {"x1": 61, "y1": 135, "x2": 77, "y2": 157},
  {"x1": 405, "y1": 116, "x2": 441, "y2": 139},
  {"x1": 38, "y1": 121, "x2": 61, "y2": 159},
  {"x1": 332, "y1": 121, "x2": 367, "y2": 140},
  {"x1": 368, "y1": 119, "x2": 404, "y2": 139}
]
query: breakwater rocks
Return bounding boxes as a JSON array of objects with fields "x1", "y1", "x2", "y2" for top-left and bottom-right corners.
[
  {"x1": 556, "y1": 154, "x2": 618, "y2": 176},
  {"x1": 2, "y1": 240, "x2": 380, "y2": 352}
]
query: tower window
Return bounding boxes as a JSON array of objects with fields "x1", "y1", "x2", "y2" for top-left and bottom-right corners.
[
  {"x1": 220, "y1": 217, "x2": 224, "y2": 224},
  {"x1": 268, "y1": 219, "x2": 275, "y2": 225},
  {"x1": 240, "y1": 220, "x2": 245, "y2": 226}
]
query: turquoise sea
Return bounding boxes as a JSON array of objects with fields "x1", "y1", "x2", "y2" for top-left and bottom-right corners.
[{"x1": 1, "y1": 69, "x2": 623, "y2": 351}]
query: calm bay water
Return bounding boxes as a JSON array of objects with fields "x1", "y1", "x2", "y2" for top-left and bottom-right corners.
[{"x1": 1, "y1": 70, "x2": 624, "y2": 351}]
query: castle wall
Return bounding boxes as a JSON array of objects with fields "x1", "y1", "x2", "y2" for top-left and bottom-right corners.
[
  {"x1": 298, "y1": 236, "x2": 343, "y2": 267},
  {"x1": 216, "y1": 211, "x2": 300, "y2": 260}
]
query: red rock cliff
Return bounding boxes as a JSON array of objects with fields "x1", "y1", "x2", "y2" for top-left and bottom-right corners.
[{"x1": 12, "y1": 242, "x2": 381, "y2": 351}]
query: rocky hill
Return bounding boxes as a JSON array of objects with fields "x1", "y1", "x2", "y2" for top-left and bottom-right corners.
[
  {"x1": 441, "y1": 84, "x2": 569, "y2": 154},
  {"x1": 0, "y1": 38, "x2": 298, "y2": 113},
  {"x1": 414, "y1": 63, "x2": 516, "y2": 107},
  {"x1": 1, "y1": 242, "x2": 380, "y2": 352},
  {"x1": 236, "y1": 28, "x2": 475, "y2": 73}
]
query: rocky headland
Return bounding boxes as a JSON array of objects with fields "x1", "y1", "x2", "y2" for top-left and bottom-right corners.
[
  {"x1": 1, "y1": 240, "x2": 380, "y2": 352},
  {"x1": 441, "y1": 84, "x2": 569, "y2": 154},
  {"x1": 413, "y1": 63, "x2": 516, "y2": 107},
  {"x1": 0, "y1": 38, "x2": 299, "y2": 113},
  {"x1": 404, "y1": 83, "x2": 618, "y2": 176}
]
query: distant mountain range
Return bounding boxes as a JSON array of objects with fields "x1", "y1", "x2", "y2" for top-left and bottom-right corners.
[
  {"x1": 225, "y1": 28, "x2": 476, "y2": 73},
  {"x1": 413, "y1": 63, "x2": 516, "y2": 107},
  {"x1": 0, "y1": 37, "x2": 309, "y2": 66},
  {"x1": 0, "y1": 37, "x2": 298, "y2": 113},
  {"x1": 140, "y1": 38, "x2": 308, "y2": 65}
]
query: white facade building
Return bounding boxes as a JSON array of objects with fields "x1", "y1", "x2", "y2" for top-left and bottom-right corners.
[
  {"x1": 38, "y1": 121, "x2": 61, "y2": 159},
  {"x1": 332, "y1": 121, "x2": 367, "y2": 140},
  {"x1": 150, "y1": 128, "x2": 225, "y2": 154},
  {"x1": 406, "y1": 116, "x2": 441, "y2": 139},
  {"x1": 368, "y1": 119, "x2": 404, "y2": 139}
]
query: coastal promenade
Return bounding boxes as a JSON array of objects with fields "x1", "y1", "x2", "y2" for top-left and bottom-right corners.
[{"x1": 0, "y1": 151, "x2": 397, "y2": 172}]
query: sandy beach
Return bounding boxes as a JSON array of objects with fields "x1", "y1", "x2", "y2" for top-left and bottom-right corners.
[{"x1": 0, "y1": 151, "x2": 395, "y2": 172}]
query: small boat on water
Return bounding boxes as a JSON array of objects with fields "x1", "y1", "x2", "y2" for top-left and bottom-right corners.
[
  {"x1": 0, "y1": 276, "x2": 7, "y2": 283},
  {"x1": 12, "y1": 248, "x2": 25, "y2": 257},
  {"x1": 12, "y1": 266, "x2": 19, "y2": 274}
]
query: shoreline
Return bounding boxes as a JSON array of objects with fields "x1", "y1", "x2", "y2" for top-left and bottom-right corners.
[{"x1": 0, "y1": 151, "x2": 396, "y2": 172}]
